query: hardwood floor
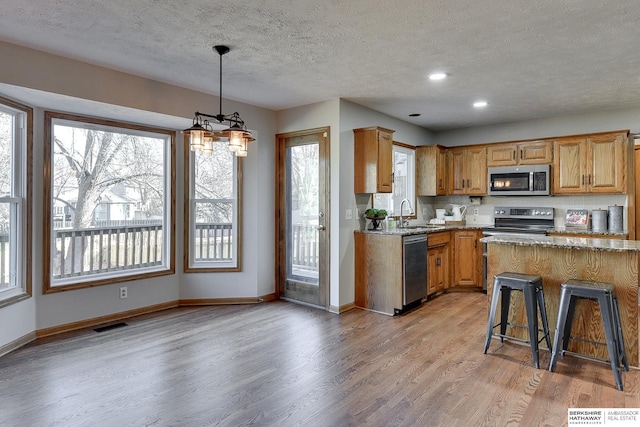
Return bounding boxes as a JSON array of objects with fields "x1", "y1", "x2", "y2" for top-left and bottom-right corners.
[{"x1": 0, "y1": 292, "x2": 637, "y2": 426}]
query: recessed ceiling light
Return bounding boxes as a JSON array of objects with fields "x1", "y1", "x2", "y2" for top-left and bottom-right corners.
[
  {"x1": 409, "y1": 113, "x2": 421, "y2": 117},
  {"x1": 428, "y1": 72, "x2": 448, "y2": 81},
  {"x1": 473, "y1": 101, "x2": 488, "y2": 108}
]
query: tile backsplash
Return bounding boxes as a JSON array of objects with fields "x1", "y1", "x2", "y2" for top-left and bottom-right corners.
[{"x1": 418, "y1": 194, "x2": 628, "y2": 229}]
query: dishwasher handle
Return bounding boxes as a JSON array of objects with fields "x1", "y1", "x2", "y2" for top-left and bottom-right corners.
[{"x1": 403, "y1": 234, "x2": 427, "y2": 244}]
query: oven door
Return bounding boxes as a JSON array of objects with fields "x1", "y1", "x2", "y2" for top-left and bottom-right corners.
[{"x1": 489, "y1": 171, "x2": 532, "y2": 194}]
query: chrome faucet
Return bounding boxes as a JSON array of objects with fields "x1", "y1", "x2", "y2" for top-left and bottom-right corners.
[{"x1": 399, "y1": 198, "x2": 413, "y2": 228}]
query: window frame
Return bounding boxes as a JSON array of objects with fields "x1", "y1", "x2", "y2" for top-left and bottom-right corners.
[
  {"x1": 0, "y1": 96, "x2": 32, "y2": 307},
  {"x1": 374, "y1": 142, "x2": 416, "y2": 217},
  {"x1": 43, "y1": 111, "x2": 176, "y2": 293},
  {"x1": 183, "y1": 137, "x2": 243, "y2": 272}
]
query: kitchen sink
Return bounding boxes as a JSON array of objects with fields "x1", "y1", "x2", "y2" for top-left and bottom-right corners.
[{"x1": 399, "y1": 225, "x2": 445, "y2": 230}]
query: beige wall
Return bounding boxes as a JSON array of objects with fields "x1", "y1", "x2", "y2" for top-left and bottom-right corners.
[{"x1": 0, "y1": 41, "x2": 277, "y2": 343}]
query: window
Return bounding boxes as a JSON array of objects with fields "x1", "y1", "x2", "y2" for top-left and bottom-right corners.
[
  {"x1": 374, "y1": 143, "x2": 415, "y2": 216},
  {"x1": 0, "y1": 97, "x2": 32, "y2": 305},
  {"x1": 185, "y1": 138, "x2": 241, "y2": 271},
  {"x1": 44, "y1": 112, "x2": 175, "y2": 292}
]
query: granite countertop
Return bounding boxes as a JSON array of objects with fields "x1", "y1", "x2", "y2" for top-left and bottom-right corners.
[
  {"x1": 356, "y1": 224, "x2": 489, "y2": 236},
  {"x1": 548, "y1": 227, "x2": 628, "y2": 237},
  {"x1": 481, "y1": 234, "x2": 640, "y2": 253}
]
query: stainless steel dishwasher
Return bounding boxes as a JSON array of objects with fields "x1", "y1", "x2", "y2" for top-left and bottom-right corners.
[{"x1": 402, "y1": 234, "x2": 427, "y2": 308}]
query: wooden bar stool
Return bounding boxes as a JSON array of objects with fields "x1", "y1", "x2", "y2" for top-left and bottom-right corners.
[
  {"x1": 549, "y1": 279, "x2": 629, "y2": 391},
  {"x1": 483, "y1": 272, "x2": 552, "y2": 368}
]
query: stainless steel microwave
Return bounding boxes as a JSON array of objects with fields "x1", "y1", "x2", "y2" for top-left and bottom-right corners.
[{"x1": 488, "y1": 164, "x2": 550, "y2": 196}]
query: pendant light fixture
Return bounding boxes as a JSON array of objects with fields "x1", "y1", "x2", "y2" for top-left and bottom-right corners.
[{"x1": 182, "y1": 45, "x2": 253, "y2": 157}]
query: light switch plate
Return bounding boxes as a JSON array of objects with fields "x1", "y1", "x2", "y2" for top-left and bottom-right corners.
[{"x1": 346, "y1": 209, "x2": 353, "y2": 220}]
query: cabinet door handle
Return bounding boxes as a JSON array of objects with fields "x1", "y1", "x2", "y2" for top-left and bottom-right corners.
[
  {"x1": 589, "y1": 174, "x2": 593, "y2": 185},
  {"x1": 513, "y1": 150, "x2": 516, "y2": 160},
  {"x1": 438, "y1": 178, "x2": 442, "y2": 187},
  {"x1": 581, "y1": 175, "x2": 585, "y2": 185},
  {"x1": 467, "y1": 179, "x2": 471, "y2": 188},
  {"x1": 520, "y1": 149, "x2": 523, "y2": 159}
]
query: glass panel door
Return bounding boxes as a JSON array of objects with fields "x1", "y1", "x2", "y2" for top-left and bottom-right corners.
[{"x1": 276, "y1": 128, "x2": 329, "y2": 308}]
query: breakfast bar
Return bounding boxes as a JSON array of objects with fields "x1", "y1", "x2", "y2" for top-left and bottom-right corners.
[{"x1": 482, "y1": 234, "x2": 640, "y2": 367}]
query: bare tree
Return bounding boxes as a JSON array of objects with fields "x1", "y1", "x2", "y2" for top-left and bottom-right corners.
[
  {"x1": 52, "y1": 126, "x2": 165, "y2": 274},
  {"x1": 290, "y1": 144, "x2": 319, "y2": 221},
  {"x1": 193, "y1": 141, "x2": 234, "y2": 222}
]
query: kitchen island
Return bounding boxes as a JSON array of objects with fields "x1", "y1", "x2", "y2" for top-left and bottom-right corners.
[{"x1": 482, "y1": 234, "x2": 640, "y2": 367}]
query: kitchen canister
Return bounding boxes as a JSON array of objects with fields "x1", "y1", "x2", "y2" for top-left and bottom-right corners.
[
  {"x1": 591, "y1": 209, "x2": 608, "y2": 232},
  {"x1": 608, "y1": 205, "x2": 623, "y2": 233}
]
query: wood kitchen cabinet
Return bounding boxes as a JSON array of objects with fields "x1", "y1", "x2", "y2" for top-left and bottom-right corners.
[
  {"x1": 416, "y1": 145, "x2": 448, "y2": 196},
  {"x1": 353, "y1": 126, "x2": 394, "y2": 193},
  {"x1": 487, "y1": 140, "x2": 553, "y2": 167},
  {"x1": 553, "y1": 131, "x2": 627, "y2": 194},
  {"x1": 427, "y1": 231, "x2": 450, "y2": 295},
  {"x1": 449, "y1": 146, "x2": 487, "y2": 195},
  {"x1": 452, "y1": 229, "x2": 482, "y2": 288}
]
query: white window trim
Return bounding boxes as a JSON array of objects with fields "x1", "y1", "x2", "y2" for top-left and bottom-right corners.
[
  {"x1": 0, "y1": 100, "x2": 30, "y2": 303},
  {"x1": 186, "y1": 147, "x2": 241, "y2": 271},
  {"x1": 373, "y1": 144, "x2": 416, "y2": 217},
  {"x1": 393, "y1": 144, "x2": 416, "y2": 217}
]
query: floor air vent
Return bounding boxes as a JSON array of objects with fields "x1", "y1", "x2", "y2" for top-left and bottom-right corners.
[{"x1": 94, "y1": 322, "x2": 128, "y2": 333}]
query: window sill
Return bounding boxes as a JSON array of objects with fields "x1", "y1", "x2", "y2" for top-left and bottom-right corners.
[{"x1": 0, "y1": 292, "x2": 32, "y2": 309}]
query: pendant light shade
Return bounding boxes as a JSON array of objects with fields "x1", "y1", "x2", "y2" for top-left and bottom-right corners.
[{"x1": 182, "y1": 45, "x2": 254, "y2": 157}]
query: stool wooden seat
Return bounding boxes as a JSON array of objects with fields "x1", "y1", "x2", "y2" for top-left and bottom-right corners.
[
  {"x1": 549, "y1": 279, "x2": 629, "y2": 391},
  {"x1": 483, "y1": 272, "x2": 552, "y2": 369}
]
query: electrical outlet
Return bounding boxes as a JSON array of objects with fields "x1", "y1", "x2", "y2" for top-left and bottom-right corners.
[
  {"x1": 119, "y1": 287, "x2": 128, "y2": 299},
  {"x1": 474, "y1": 208, "x2": 479, "y2": 216}
]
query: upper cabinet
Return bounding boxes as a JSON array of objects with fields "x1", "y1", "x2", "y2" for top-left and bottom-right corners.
[
  {"x1": 487, "y1": 140, "x2": 553, "y2": 167},
  {"x1": 553, "y1": 131, "x2": 627, "y2": 194},
  {"x1": 416, "y1": 145, "x2": 448, "y2": 196},
  {"x1": 449, "y1": 146, "x2": 487, "y2": 195},
  {"x1": 354, "y1": 126, "x2": 394, "y2": 193}
]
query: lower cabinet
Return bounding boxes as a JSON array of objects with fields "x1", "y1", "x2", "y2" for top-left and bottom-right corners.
[
  {"x1": 452, "y1": 229, "x2": 482, "y2": 288},
  {"x1": 427, "y1": 231, "x2": 451, "y2": 295}
]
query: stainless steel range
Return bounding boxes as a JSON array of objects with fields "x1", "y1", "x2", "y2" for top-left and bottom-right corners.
[
  {"x1": 482, "y1": 206, "x2": 555, "y2": 290},
  {"x1": 484, "y1": 206, "x2": 555, "y2": 236}
]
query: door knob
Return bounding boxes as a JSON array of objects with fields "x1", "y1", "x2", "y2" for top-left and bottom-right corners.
[{"x1": 317, "y1": 225, "x2": 326, "y2": 231}]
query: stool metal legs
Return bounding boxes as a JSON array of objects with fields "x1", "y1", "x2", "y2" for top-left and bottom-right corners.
[
  {"x1": 484, "y1": 274, "x2": 551, "y2": 369},
  {"x1": 549, "y1": 283, "x2": 628, "y2": 391},
  {"x1": 537, "y1": 287, "x2": 553, "y2": 351},
  {"x1": 484, "y1": 277, "x2": 503, "y2": 354},
  {"x1": 522, "y1": 282, "x2": 541, "y2": 368}
]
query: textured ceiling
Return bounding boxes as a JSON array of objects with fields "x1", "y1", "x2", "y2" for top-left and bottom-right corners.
[{"x1": 1, "y1": 0, "x2": 639, "y2": 131}]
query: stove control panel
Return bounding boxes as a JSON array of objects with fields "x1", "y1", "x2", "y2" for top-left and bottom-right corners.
[{"x1": 494, "y1": 207, "x2": 554, "y2": 219}]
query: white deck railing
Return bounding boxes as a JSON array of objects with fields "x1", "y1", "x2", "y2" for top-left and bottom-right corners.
[
  {"x1": 53, "y1": 224, "x2": 164, "y2": 279},
  {"x1": 5, "y1": 221, "x2": 319, "y2": 283},
  {"x1": 291, "y1": 224, "x2": 319, "y2": 272},
  {"x1": 193, "y1": 223, "x2": 234, "y2": 261}
]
